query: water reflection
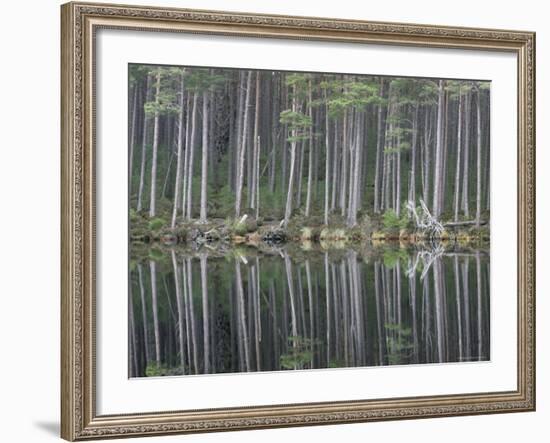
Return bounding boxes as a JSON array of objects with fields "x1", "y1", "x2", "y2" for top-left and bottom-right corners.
[{"x1": 128, "y1": 245, "x2": 490, "y2": 377}]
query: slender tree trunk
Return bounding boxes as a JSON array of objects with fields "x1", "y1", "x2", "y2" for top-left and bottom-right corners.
[
  {"x1": 340, "y1": 112, "x2": 349, "y2": 216},
  {"x1": 283, "y1": 84, "x2": 298, "y2": 227},
  {"x1": 235, "y1": 71, "x2": 252, "y2": 217},
  {"x1": 199, "y1": 90, "x2": 209, "y2": 223},
  {"x1": 128, "y1": 279, "x2": 138, "y2": 376},
  {"x1": 185, "y1": 92, "x2": 198, "y2": 220},
  {"x1": 235, "y1": 262, "x2": 250, "y2": 371},
  {"x1": 185, "y1": 258, "x2": 199, "y2": 373},
  {"x1": 348, "y1": 109, "x2": 363, "y2": 226},
  {"x1": 305, "y1": 80, "x2": 314, "y2": 217},
  {"x1": 324, "y1": 91, "x2": 331, "y2": 225},
  {"x1": 432, "y1": 80, "x2": 445, "y2": 218},
  {"x1": 137, "y1": 74, "x2": 152, "y2": 212},
  {"x1": 373, "y1": 91, "x2": 384, "y2": 212},
  {"x1": 251, "y1": 72, "x2": 261, "y2": 216},
  {"x1": 129, "y1": 83, "x2": 138, "y2": 195},
  {"x1": 137, "y1": 264, "x2": 150, "y2": 364},
  {"x1": 200, "y1": 254, "x2": 209, "y2": 372},
  {"x1": 476, "y1": 251, "x2": 483, "y2": 359},
  {"x1": 409, "y1": 104, "x2": 419, "y2": 204},
  {"x1": 171, "y1": 250, "x2": 186, "y2": 372},
  {"x1": 149, "y1": 260, "x2": 161, "y2": 364},
  {"x1": 454, "y1": 256, "x2": 463, "y2": 361},
  {"x1": 149, "y1": 69, "x2": 162, "y2": 218},
  {"x1": 395, "y1": 122, "x2": 401, "y2": 217},
  {"x1": 331, "y1": 120, "x2": 340, "y2": 212},
  {"x1": 181, "y1": 94, "x2": 191, "y2": 218},
  {"x1": 171, "y1": 70, "x2": 186, "y2": 229},
  {"x1": 475, "y1": 88, "x2": 483, "y2": 227},
  {"x1": 453, "y1": 90, "x2": 463, "y2": 221},
  {"x1": 462, "y1": 92, "x2": 471, "y2": 217}
]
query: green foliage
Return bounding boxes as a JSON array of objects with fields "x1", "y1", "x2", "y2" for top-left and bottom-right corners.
[
  {"x1": 382, "y1": 209, "x2": 409, "y2": 230},
  {"x1": 279, "y1": 110, "x2": 312, "y2": 142},
  {"x1": 185, "y1": 68, "x2": 226, "y2": 92},
  {"x1": 148, "y1": 247, "x2": 165, "y2": 261},
  {"x1": 382, "y1": 248, "x2": 409, "y2": 268},
  {"x1": 280, "y1": 336, "x2": 320, "y2": 370},
  {"x1": 384, "y1": 323, "x2": 413, "y2": 365},
  {"x1": 224, "y1": 217, "x2": 248, "y2": 236},
  {"x1": 148, "y1": 217, "x2": 166, "y2": 231}
]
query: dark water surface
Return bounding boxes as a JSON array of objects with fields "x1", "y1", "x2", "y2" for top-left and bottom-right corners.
[{"x1": 128, "y1": 244, "x2": 490, "y2": 377}]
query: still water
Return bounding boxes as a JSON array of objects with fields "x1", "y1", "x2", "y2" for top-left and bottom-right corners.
[{"x1": 128, "y1": 244, "x2": 490, "y2": 377}]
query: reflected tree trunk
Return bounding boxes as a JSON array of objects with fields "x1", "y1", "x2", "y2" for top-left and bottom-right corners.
[
  {"x1": 171, "y1": 250, "x2": 186, "y2": 372},
  {"x1": 200, "y1": 254, "x2": 210, "y2": 373},
  {"x1": 137, "y1": 264, "x2": 150, "y2": 364},
  {"x1": 149, "y1": 260, "x2": 161, "y2": 364}
]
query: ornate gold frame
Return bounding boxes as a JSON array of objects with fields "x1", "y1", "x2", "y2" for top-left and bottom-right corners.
[{"x1": 61, "y1": 1, "x2": 536, "y2": 440}]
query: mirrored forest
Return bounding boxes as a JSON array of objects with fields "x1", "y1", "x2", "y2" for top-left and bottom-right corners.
[{"x1": 128, "y1": 64, "x2": 491, "y2": 377}]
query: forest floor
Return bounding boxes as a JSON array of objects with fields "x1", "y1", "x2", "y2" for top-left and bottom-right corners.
[{"x1": 129, "y1": 210, "x2": 490, "y2": 256}]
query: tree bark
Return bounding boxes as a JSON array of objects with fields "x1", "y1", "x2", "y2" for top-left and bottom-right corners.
[
  {"x1": 453, "y1": 90, "x2": 463, "y2": 222},
  {"x1": 149, "y1": 69, "x2": 162, "y2": 218},
  {"x1": 283, "y1": 84, "x2": 298, "y2": 227},
  {"x1": 185, "y1": 92, "x2": 198, "y2": 220},
  {"x1": 235, "y1": 71, "x2": 252, "y2": 217},
  {"x1": 475, "y1": 87, "x2": 483, "y2": 227},
  {"x1": 305, "y1": 80, "x2": 314, "y2": 217},
  {"x1": 171, "y1": 70, "x2": 186, "y2": 229},
  {"x1": 137, "y1": 74, "x2": 152, "y2": 212},
  {"x1": 199, "y1": 90, "x2": 209, "y2": 223},
  {"x1": 432, "y1": 80, "x2": 445, "y2": 218},
  {"x1": 324, "y1": 91, "x2": 331, "y2": 225}
]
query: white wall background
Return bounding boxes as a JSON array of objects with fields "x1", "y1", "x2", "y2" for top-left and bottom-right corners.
[{"x1": 0, "y1": 0, "x2": 545, "y2": 442}]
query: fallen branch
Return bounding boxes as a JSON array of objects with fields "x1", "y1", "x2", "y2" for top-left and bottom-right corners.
[{"x1": 444, "y1": 220, "x2": 488, "y2": 227}]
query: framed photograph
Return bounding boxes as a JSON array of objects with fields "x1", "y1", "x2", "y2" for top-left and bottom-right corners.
[{"x1": 61, "y1": 1, "x2": 536, "y2": 440}]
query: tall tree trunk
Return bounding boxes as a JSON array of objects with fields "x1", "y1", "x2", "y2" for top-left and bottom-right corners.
[
  {"x1": 462, "y1": 92, "x2": 471, "y2": 217},
  {"x1": 149, "y1": 69, "x2": 162, "y2": 218},
  {"x1": 199, "y1": 90, "x2": 209, "y2": 223},
  {"x1": 373, "y1": 90, "x2": 384, "y2": 213},
  {"x1": 137, "y1": 74, "x2": 152, "y2": 212},
  {"x1": 283, "y1": 84, "x2": 298, "y2": 227},
  {"x1": 432, "y1": 80, "x2": 445, "y2": 218},
  {"x1": 409, "y1": 103, "x2": 419, "y2": 204},
  {"x1": 453, "y1": 90, "x2": 463, "y2": 221},
  {"x1": 129, "y1": 83, "x2": 138, "y2": 195},
  {"x1": 395, "y1": 121, "x2": 401, "y2": 217},
  {"x1": 171, "y1": 70, "x2": 186, "y2": 229},
  {"x1": 305, "y1": 80, "x2": 314, "y2": 217},
  {"x1": 475, "y1": 88, "x2": 483, "y2": 227},
  {"x1": 251, "y1": 72, "x2": 261, "y2": 216},
  {"x1": 340, "y1": 111, "x2": 349, "y2": 216},
  {"x1": 348, "y1": 109, "x2": 363, "y2": 227},
  {"x1": 324, "y1": 91, "x2": 331, "y2": 225},
  {"x1": 185, "y1": 92, "x2": 198, "y2": 220},
  {"x1": 235, "y1": 71, "x2": 252, "y2": 217},
  {"x1": 181, "y1": 94, "x2": 191, "y2": 218}
]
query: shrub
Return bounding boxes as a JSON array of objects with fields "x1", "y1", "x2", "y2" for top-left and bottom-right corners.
[
  {"x1": 382, "y1": 209, "x2": 409, "y2": 230},
  {"x1": 148, "y1": 217, "x2": 166, "y2": 231}
]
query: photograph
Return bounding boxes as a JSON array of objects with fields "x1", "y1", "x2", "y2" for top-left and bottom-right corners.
[
  {"x1": 127, "y1": 64, "x2": 491, "y2": 378},
  {"x1": 58, "y1": 2, "x2": 536, "y2": 440}
]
